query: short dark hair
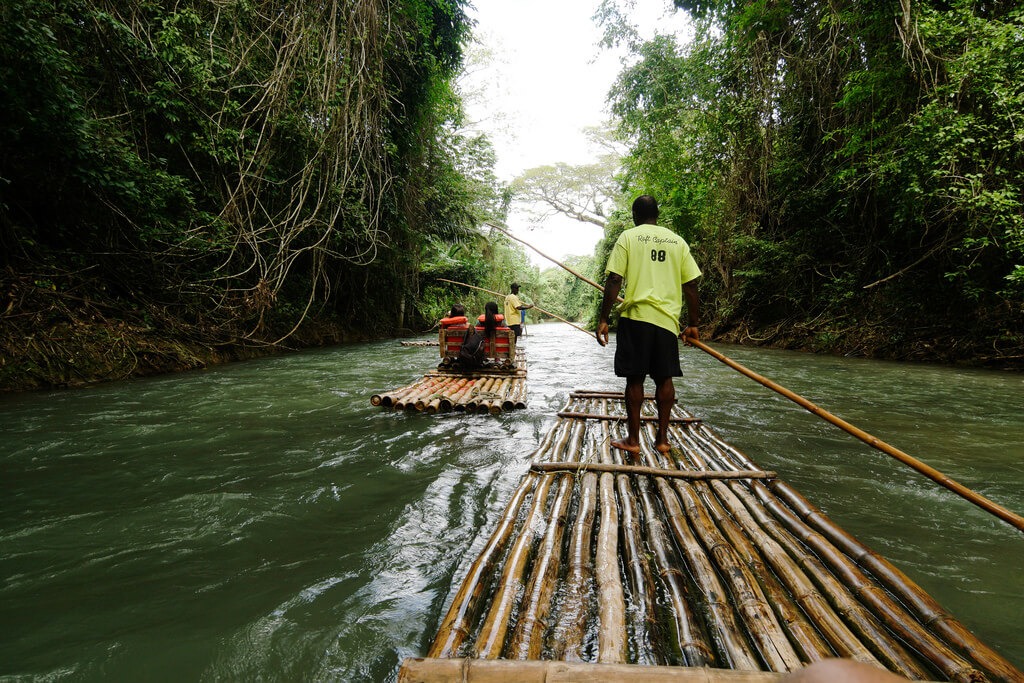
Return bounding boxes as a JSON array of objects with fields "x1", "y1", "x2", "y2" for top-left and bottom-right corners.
[
  {"x1": 510, "y1": 282, "x2": 519, "y2": 291},
  {"x1": 632, "y1": 195, "x2": 659, "y2": 224}
]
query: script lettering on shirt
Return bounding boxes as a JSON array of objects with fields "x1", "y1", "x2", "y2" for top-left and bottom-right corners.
[{"x1": 637, "y1": 234, "x2": 679, "y2": 246}]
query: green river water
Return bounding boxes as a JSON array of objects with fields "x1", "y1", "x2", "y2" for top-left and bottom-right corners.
[{"x1": 2, "y1": 323, "x2": 1022, "y2": 681}]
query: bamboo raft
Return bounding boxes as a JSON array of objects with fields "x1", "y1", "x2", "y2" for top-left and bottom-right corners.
[
  {"x1": 399, "y1": 390, "x2": 1024, "y2": 682},
  {"x1": 371, "y1": 351, "x2": 527, "y2": 414}
]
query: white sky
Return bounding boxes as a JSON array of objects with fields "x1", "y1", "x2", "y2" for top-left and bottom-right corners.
[{"x1": 461, "y1": 0, "x2": 691, "y2": 268}]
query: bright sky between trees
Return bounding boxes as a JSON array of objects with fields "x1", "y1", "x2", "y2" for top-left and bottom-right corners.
[{"x1": 462, "y1": 0, "x2": 691, "y2": 268}]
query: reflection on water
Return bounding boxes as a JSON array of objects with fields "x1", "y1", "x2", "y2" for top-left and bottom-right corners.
[{"x1": 1, "y1": 324, "x2": 1022, "y2": 680}]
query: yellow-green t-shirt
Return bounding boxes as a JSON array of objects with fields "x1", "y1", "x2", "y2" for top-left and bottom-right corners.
[
  {"x1": 605, "y1": 224, "x2": 701, "y2": 336},
  {"x1": 504, "y1": 293, "x2": 524, "y2": 324}
]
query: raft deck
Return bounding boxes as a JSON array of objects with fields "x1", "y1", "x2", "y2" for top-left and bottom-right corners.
[
  {"x1": 399, "y1": 390, "x2": 1023, "y2": 682},
  {"x1": 371, "y1": 350, "x2": 527, "y2": 414}
]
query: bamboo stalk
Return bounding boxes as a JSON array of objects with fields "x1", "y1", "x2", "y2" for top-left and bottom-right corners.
[
  {"x1": 678, "y1": 425, "x2": 935, "y2": 678},
  {"x1": 531, "y1": 462, "x2": 775, "y2": 480},
  {"x1": 673, "y1": 426, "x2": 879, "y2": 666},
  {"x1": 670, "y1": 476, "x2": 803, "y2": 671},
  {"x1": 472, "y1": 472, "x2": 553, "y2": 658},
  {"x1": 616, "y1": 470, "x2": 663, "y2": 665},
  {"x1": 690, "y1": 478, "x2": 839, "y2": 664},
  {"x1": 508, "y1": 424, "x2": 583, "y2": 658},
  {"x1": 549, "y1": 469, "x2": 598, "y2": 661},
  {"x1": 473, "y1": 420, "x2": 578, "y2": 657},
  {"x1": 428, "y1": 472, "x2": 540, "y2": 658},
  {"x1": 753, "y1": 483, "x2": 983, "y2": 679},
  {"x1": 654, "y1": 474, "x2": 762, "y2": 670},
  {"x1": 398, "y1": 657, "x2": 792, "y2": 682},
  {"x1": 557, "y1": 410, "x2": 701, "y2": 424},
  {"x1": 768, "y1": 480, "x2": 1024, "y2": 682},
  {"x1": 596, "y1": 421, "x2": 627, "y2": 663},
  {"x1": 688, "y1": 338, "x2": 1024, "y2": 534}
]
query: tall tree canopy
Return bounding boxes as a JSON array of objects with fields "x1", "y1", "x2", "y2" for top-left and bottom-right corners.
[
  {"x1": 598, "y1": 0, "x2": 1023, "y2": 362},
  {"x1": 0, "y1": 0, "x2": 499, "y2": 349}
]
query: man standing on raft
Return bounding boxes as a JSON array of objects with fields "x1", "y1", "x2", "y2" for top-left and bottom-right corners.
[{"x1": 597, "y1": 195, "x2": 701, "y2": 455}]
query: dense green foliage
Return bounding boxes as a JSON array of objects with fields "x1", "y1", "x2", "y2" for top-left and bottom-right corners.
[
  {"x1": 597, "y1": 0, "x2": 1023, "y2": 362},
  {"x1": 0, "y1": 0, "x2": 505, "y2": 365}
]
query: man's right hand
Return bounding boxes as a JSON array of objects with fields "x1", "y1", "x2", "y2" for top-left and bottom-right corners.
[{"x1": 596, "y1": 320, "x2": 609, "y2": 347}]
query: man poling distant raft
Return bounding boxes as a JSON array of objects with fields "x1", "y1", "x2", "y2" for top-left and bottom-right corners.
[{"x1": 486, "y1": 221, "x2": 1024, "y2": 534}]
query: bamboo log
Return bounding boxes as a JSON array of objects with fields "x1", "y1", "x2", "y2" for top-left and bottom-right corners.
[
  {"x1": 597, "y1": 470, "x2": 626, "y2": 663},
  {"x1": 549, "y1": 469, "x2": 598, "y2": 661},
  {"x1": 531, "y1": 462, "x2": 775, "y2": 480},
  {"x1": 679, "y1": 426, "x2": 933, "y2": 678},
  {"x1": 473, "y1": 419, "x2": 578, "y2": 657},
  {"x1": 685, "y1": 429, "x2": 969, "y2": 680},
  {"x1": 655, "y1": 475, "x2": 762, "y2": 670},
  {"x1": 428, "y1": 472, "x2": 540, "y2": 658},
  {"x1": 557, "y1": 410, "x2": 701, "y2": 424},
  {"x1": 398, "y1": 658, "x2": 791, "y2": 682},
  {"x1": 691, "y1": 477, "x2": 840, "y2": 664},
  {"x1": 671, "y1": 477, "x2": 803, "y2": 672},
  {"x1": 633, "y1": 474, "x2": 714, "y2": 667},
  {"x1": 473, "y1": 470, "x2": 555, "y2": 658},
  {"x1": 596, "y1": 421, "x2": 627, "y2": 663},
  {"x1": 507, "y1": 425, "x2": 581, "y2": 658},
  {"x1": 616, "y1": 471, "x2": 663, "y2": 665},
  {"x1": 768, "y1": 480, "x2": 1024, "y2": 682},
  {"x1": 674, "y1": 427, "x2": 879, "y2": 666}
]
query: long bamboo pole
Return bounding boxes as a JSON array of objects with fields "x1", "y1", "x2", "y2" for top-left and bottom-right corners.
[
  {"x1": 498, "y1": 230, "x2": 1024, "y2": 534},
  {"x1": 437, "y1": 278, "x2": 597, "y2": 340}
]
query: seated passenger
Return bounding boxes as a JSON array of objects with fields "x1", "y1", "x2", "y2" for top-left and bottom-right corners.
[
  {"x1": 475, "y1": 301, "x2": 508, "y2": 333},
  {"x1": 440, "y1": 303, "x2": 469, "y2": 329}
]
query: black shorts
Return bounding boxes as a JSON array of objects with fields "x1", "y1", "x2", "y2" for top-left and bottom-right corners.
[
  {"x1": 614, "y1": 317, "x2": 681, "y2": 378},
  {"x1": 509, "y1": 324, "x2": 522, "y2": 338}
]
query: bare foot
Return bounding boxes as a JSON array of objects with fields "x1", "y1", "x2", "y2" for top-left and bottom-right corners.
[
  {"x1": 655, "y1": 441, "x2": 672, "y2": 454},
  {"x1": 610, "y1": 439, "x2": 641, "y2": 454}
]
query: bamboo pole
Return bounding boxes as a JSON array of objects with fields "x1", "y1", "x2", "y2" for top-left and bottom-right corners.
[
  {"x1": 760, "y1": 480, "x2": 986, "y2": 680},
  {"x1": 399, "y1": 658, "x2": 793, "y2": 682},
  {"x1": 679, "y1": 425, "x2": 939, "y2": 678},
  {"x1": 531, "y1": 462, "x2": 776, "y2": 480},
  {"x1": 692, "y1": 425, "x2": 1023, "y2": 680},
  {"x1": 595, "y1": 420, "x2": 627, "y2": 663},
  {"x1": 671, "y1": 426, "x2": 882, "y2": 667},
  {"x1": 437, "y1": 277, "x2": 598, "y2": 340},
  {"x1": 549, "y1": 468, "x2": 598, "y2": 661},
  {"x1": 508, "y1": 423, "x2": 584, "y2": 658},
  {"x1": 428, "y1": 472, "x2": 540, "y2": 658},
  {"x1": 616, "y1": 469, "x2": 663, "y2": 665},
  {"x1": 670, "y1": 477, "x2": 803, "y2": 671},
  {"x1": 501, "y1": 227, "x2": 1024, "y2": 535},
  {"x1": 473, "y1": 421, "x2": 578, "y2": 657},
  {"x1": 557, "y1": 410, "x2": 701, "y2": 424},
  {"x1": 485, "y1": 223, "x2": 607, "y2": 295},
  {"x1": 688, "y1": 338, "x2": 1024, "y2": 534},
  {"x1": 655, "y1": 473, "x2": 763, "y2": 670},
  {"x1": 633, "y1": 472, "x2": 714, "y2": 667},
  {"x1": 767, "y1": 480, "x2": 1024, "y2": 682}
]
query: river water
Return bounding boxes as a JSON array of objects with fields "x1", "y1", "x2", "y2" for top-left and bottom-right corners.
[{"x1": 2, "y1": 323, "x2": 1022, "y2": 681}]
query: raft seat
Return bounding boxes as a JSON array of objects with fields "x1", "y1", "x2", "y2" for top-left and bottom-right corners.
[{"x1": 439, "y1": 327, "x2": 516, "y2": 362}]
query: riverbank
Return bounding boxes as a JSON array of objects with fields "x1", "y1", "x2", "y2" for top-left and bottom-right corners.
[{"x1": 4, "y1": 273, "x2": 1021, "y2": 392}]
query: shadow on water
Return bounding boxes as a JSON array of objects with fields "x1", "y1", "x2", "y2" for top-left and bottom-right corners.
[{"x1": 1, "y1": 322, "x2": 1022, "y2": 680}]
